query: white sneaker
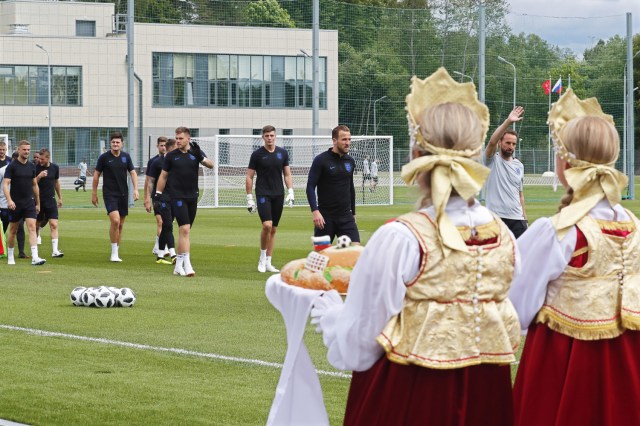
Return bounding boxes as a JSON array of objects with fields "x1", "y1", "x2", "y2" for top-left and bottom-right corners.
[
  {"x1": 37, "y1": 236, "x2": 42, "y2": 245},
  {"x1": 174, "y1": 265, "x2": 186, "y2": 276},
  {"x1": 266, "y1": 264, "x2": 280, "y2": 273},
  {"x1": 8, "y1": 257, "x2": 15, "y2": 265},
  {"x1": 52, "y1": 251, "x2": 64, "y2": 258},
  {"x1": 184, "y1": 266, "x2": 196, "y2": 277},
  {"x1": 110, "y1": 255, "x2": 123, "y2": 262},
  {"x1": 258, "y1": 259, "x2": 266, "y2": 273},
  {"x1": 31, "y1": 257, "x2": 46, "y2": 266}
]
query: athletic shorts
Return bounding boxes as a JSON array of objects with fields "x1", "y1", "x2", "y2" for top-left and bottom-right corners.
[
  {"x1": 256, "y1": 194, "x2": 285, "y2": 227},
  {"x1": 314, "y1": 213, "x2": 360, "y2": 243},
  {"x1": 8, "y1": 200, "x2": 37, "y2": 222},
  {"x1": 172, "y1": 198, "x2": 198, "y2": 227},
  {"x1": 501, "y1": 218, "x2": 528, "y2": 239},
  {"x1": 37, "y1": 202, "x2": 59, "y2": 224},
  {"x1": 103, "y1": 195, "x2": 129, "y2": 217}
]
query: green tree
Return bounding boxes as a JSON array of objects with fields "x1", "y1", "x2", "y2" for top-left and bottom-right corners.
[{"x1": 244, "y1": 0, "x2": 296, "y2": 28}]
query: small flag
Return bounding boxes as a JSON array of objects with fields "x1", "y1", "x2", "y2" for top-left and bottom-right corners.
[
  {"x1": 541, "y1": 79, "x2": 551, "y2": 95},
  {"x1": 552, "y1": 78, "x2": 562, "y2": 94}
]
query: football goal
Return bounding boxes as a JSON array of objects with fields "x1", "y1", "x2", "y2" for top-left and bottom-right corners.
[{"x1": 192, "y1": 135, "x2": 394, "y2": 208}]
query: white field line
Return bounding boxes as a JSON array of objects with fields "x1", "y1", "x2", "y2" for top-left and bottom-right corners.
[{"x1": 0, "y1": 324, "x2": 351, "y2": 379}]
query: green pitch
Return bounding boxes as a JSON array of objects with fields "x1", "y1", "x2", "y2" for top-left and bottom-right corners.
[{"x1": 1, "y1": 185, "x2": 638, "y2": 425}]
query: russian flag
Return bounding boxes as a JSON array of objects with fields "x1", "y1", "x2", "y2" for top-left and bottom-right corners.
[{"x1": 552, "y1": 78, "x2": 562, "y2": 94}]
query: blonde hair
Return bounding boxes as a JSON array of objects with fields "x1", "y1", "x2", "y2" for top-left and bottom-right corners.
[
  {"x1": 414, "y1": 103, "x2": 483, "y2": 208},
  {"x1": 558, "y1": 116, "x2": 620, "y2": 211}
]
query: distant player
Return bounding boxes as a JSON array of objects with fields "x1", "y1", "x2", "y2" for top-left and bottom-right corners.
[
  {"x1": 144, "y1": 136, "x2": 167, "y2": 256},
  {"x1": 0, "y1": 140, "x2": 9, "y2": 167},
  {"x1": 362, "y1": 156, "x2": 371, "y2": 184},
  {"x1": 245, "y1": 125, "x2": 294, "y2": 273},
  {"x1": 2, "y1": 140, "x2": 46, "y2": 265},
  {"x1": 76, "y1": 159, "x2": 87, "y2": 192},
  {"x1": 148, "y1": 138, "x2": 177, "y2": 264},
  {"x1": 155, "y1": 127, "x2": 214, "y2": 277},
  {"x1": 35, "y1": 148, "x2": 64, "y2": 257},
  {"x1": 370, "y1": 158, "x2": 379, "y2": 192},
  {"x1": 92, "y1": 131, "x2": 139, "y2": 262}
]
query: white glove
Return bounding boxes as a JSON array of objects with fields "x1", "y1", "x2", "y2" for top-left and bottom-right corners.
[
  {"x1": 285, "y1": 188, "x2": 295, "y2": 207},
  {"x1": 310, "y1": 290, "x2": 343, "y2": 333},
  {"x1": 246, "y1": 194, "x2": 257, "y2": 214}
]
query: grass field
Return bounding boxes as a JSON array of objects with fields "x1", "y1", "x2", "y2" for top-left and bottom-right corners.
[{"x1": 1, "y1": 183, "x2": 639, "y2": 425}]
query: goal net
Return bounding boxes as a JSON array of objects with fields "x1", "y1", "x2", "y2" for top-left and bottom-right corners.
[{"x1": 192, "y1": 135, "x2": 394, "y2": 208}]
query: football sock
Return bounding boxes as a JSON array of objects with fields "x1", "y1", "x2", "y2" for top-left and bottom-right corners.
[
  {"x1": 183, "y1": 253, "x2": 192, "y2": 270},
  {"x1": 52, "y1": 239, "x2": 59, "y2": 253},
  {"x1": 175, "y1": 254, "x2": 184, "y2": 268},
  {"x1": 111, "y1": 243, "x2": 118, "y2": 256},
  {"x1": 169, "y1": 248, "x2": 176, "y2": 257},
  {"x1": 153, "y1": 236, "x2": 159, "y2": 252},
  {"x1": 260, "y1": 249, "x2": 267, "y2": 261},
  {"x1": 266, "y1": 256, "x2": 273, "y2": 266},
  {"x1": 31, "y1": 245, "x2": 39, "y2": 259},
  {"x1": 8, "y1": 247, "x2": 14, "y2": 257}
]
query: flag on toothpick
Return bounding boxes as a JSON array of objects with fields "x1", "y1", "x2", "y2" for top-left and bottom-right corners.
[
  {"x1": 541, "y1": 79, "x2": 551, "y2": 95},
  {"x1": 552, "y1": 78, "x2": 562, "y2": 94}
]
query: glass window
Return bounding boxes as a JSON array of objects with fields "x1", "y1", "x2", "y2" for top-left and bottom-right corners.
[
  {"x1": 76, "y1": 20, "x2": 96, "y2": 37},
  {"x1": 14, "y1": 66, "x2": 28, "y2": 105}
]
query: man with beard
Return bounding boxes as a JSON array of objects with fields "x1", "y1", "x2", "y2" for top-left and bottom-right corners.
[{"x1": 484, "y1": 106, "x2": 527, "y2": 238}]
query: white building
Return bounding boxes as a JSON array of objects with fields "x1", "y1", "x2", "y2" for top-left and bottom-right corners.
[{"x1": 0, "y1": 0, "x2": 338, "y2": 167}]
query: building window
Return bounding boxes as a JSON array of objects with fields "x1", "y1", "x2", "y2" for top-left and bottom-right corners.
[
  {"x1": 76, "y1": 20, "x2": 96, "y2": 37},
  {"x1": 252, "y1": 129, "x2": 262, "y2": 136},
  {"x1": 152, "y1": 53, "x2": 326, "y2": 110},
  {"x1": 0, "y1": 65, "x2": 82, "y2": 106},
  {"x1": 282, "y1": 129, "x2": 293, "y2": 135}
]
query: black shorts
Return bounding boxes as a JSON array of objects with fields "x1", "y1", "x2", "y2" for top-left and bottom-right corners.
[
  {"x1": 103, "y1": 195, "x2": 129, "y2": 217},
  {"x1": 314, "y1": 213, "x2": 360, "y2": 243},
  {"x1": 256, "y1": 194, "x2": 285, "y2": 227},
  {"x1": 8, "y1": 200, "x2": 37, "y2": 222},
  {"x1": 501, "y1": 218, "x2": 528, "y2": 239},
  {"x1": 37, "y1": 202, "x2": 59, "y2": 224},
  {"x1": 172, "y1": 198, "x2": 198, "y2": 227}
]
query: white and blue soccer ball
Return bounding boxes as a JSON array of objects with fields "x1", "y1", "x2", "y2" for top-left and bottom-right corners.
[
  {"x1": 336, "y1": 235, "x2": 352, "y2": 249},
  {"x1": 94, "y1": 288, "x2": 116, "y2": 308},
  {"x1": 70, "y1": 286, "x2": 86, "y2": 306},
  {"x1": 81, "y1": 287, "x2": 97, "y2": 307},
  {"x1": 116, "y1": 287, "x2": 136, "y2": 308}
]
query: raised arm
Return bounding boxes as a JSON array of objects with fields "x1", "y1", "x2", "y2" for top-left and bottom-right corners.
[{"x1": 485, "y1": 106, "x2": 524, "y2": 160}]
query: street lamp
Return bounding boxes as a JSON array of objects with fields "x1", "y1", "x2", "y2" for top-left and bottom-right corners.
[
  {"x1": 453, "y1": 70, "x2": 474, "y2": 83},
  {"x1": 497, "y1": 55, "x2": 517, "y2": 130},
  {"x1": 36, "y1": 43, "x2": 53, "y2": 162},
  {"x1": 373, "y1": 95, "x2": 387, "y2": 136}
]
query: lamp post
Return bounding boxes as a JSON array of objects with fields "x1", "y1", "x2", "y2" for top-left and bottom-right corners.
[
  {"x1": 36, "y1": 43, "x2": 53, "y2": 162},
  {"x1": 373, "y1": 95, "x2": 387, "y2": 136},
  {"x1": 497, "y1": 55, "x2": 517, "y2": 130},
  {"x1": 453, "y1": 70, "x2": 474, "y2": 83}
]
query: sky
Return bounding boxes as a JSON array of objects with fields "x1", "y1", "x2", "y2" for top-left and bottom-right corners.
[{"x1": 506, "y1": 0, "x2": 640, "y2": 55}]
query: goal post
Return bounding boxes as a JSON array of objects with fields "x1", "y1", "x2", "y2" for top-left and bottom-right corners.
[{"x1": 193, "y1": 135, "x2": 394, "y2": 208}]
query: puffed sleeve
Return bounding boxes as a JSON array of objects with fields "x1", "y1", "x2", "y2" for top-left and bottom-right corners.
[
  {"x1": 508, "y1": 218, "x2": 575, "y2": 331},
  {"x1": 316, "y1": 222, "x2": 420, "y2": 371}
]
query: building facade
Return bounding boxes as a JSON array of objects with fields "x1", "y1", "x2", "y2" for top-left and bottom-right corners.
[{"x1": 0, "y1": 0, "x2": 338, "y2": 167}]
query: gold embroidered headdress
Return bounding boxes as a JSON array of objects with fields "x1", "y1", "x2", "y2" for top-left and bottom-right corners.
[
  {"x1": 401, "y1": 67, "x2": 491, "y2": 256},
  {"x1": 548, "y1": 89, "x2": 628, "y2": 238}
]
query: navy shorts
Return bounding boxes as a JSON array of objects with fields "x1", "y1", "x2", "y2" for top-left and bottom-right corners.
[
  {"x1": 257, "y1": 194, "x2": 285, "y2": 227},
  {"x1": 314, "y1": 213, "x2": 360, "y2": 243},
  {"x1": 104, "y1": 195, "x2": 129, "y2": 217},
  {"x1": 8, "y1": 200, "x2": 37, "y2": 222},
  {"x1": 37, "y1": 201, "x2": 59, "y2": 224},
  {"x1": 172, "y1": 198, "x2": 198, "y2": 227}
]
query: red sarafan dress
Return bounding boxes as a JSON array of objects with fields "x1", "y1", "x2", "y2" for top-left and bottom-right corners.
[
  {"x1": 513, "y1": 213, "x2": 640, "y2": 426},
  {"x1": 344, "y1": 211, "x2": 520, "y2": 426}
]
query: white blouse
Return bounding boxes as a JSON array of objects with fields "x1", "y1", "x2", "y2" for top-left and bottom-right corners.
[
  {"x1": 508, "y1": 199, "x2": 631, "y2": 331},
  {"x1": 313, "y1": 196, "x2": 520, "y2": 372}
]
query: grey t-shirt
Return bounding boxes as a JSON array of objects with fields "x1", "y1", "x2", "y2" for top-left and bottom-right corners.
[{"x1": 484, "y1": 151, "x2": 524, "y2": 220}]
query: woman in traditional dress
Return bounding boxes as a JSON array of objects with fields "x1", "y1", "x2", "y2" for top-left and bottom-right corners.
[
  {"x1": 510, "y1": 89, "x2": 640, "y2": 425},
  {"x1": 310, "y1": 68, "x2": 521, "y2": 426}
]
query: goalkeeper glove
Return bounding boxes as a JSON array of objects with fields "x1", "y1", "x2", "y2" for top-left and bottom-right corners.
[
  {"x1": 189, "y1": 142, "x2": 204, "y2": 162},
  {"x1": 152, "y1": 191, "x2": 170, "y2": 210},
  {"x1": 246, "y1": 194, "x2": 257, "y2": 214},
  {"x1": 285, "y1": 188, "x2": 295, "y2": 207}
]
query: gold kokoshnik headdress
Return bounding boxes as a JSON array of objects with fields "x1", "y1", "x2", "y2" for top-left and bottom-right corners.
[
  {"x1": 401, "y1": 67, "x2": 490, "y2": 256},
  {"x1": 548, "y1": 89, "x2": 628, "y2": 238}
]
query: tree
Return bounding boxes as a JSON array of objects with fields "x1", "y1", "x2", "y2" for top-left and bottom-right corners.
[{"x1": 244, "y1": 0, "x2": 296, "y2": 28}]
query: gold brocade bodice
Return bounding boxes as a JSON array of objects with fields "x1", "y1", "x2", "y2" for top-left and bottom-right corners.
[
  {"x1": 536, "y1": 212, "x2": 640, "y2": 340},
  {"x1": 376, "y1": 211, "x2": 520, "y2": 370}
]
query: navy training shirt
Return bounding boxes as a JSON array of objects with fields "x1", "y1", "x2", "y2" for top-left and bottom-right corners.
[
  {"x1": 95, "y1": 151, "x2": 135, "y2": 197},
  {"x1": 306, "y1": 148, "x2": 356, "y2": 216},
  {"x1": 162, "y1": 148, "x2": 207, "y2": 199},
  {"x1": 247, "y1": 146, "x2": 289, "y2": 197},
  {"x1": 36, "y1": 162, "x2": 60, "y2": 207},
  {"x1": 148, "y1": 155, "x2": 169, "y2": 196},
  {"x1": 145, "y1": 154, "x2": 159, "y2": 177},
  {"x1": 4, "y1": 159, "x2": 36, "y2": 204}
]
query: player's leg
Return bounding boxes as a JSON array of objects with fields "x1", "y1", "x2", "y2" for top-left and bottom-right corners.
[
  {"x1": 17, "y1": 218, "x2": 27, "y2": 258},
  {"x1": 256, "y1": 195, "x2": 274, "y2": 273},
  {"x1": 50, "y1": 218, "x2": 63, "y2": 257},
  {"x1": 265, "y1": 195, "x2": 285, "y2": 272},
  {"x1": 25, "y1": 208, "x2": 45, "y2": 265},
  {"x1": 335, "y1": 215, "x2": 361, "y2": 244},
  {"x1": 6, "y1": 216, "x2": 20, "y2": 265},
  {"x1": 159, "y1": 203, "x2": 176, "y2": 264},
  {"x1": 152, "y1": 211, "x2": 164, "y2": 256},
  {"x1": 181, "y1": 199, "x2": 198, "y2": 277},
  {"x1": 1, "y1": 208, "x2": 9, "y2": 233},
  {"x1": 171, "y1": 199, "x2": 190, "y2": 276},
  {"x1": 314, "y1": 214, "x2": 336, "y2": 243}
]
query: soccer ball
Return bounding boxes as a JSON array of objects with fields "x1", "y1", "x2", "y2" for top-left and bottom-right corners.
[
  {"x1": 95, "y1": 288, "x2": 116, "y2": 308},
  {"x1": 116, "y1": 287, "x2": 136, "y2": 308},
  {"x1": 336, "y1": 235, "x2": 352, "y2": 249},
  {"x1": 70, "y1": 286, "x2": 86, "y2": 306},
  {"x1": 81, "y1": 288, "x2": 97, "y2": 307}
]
